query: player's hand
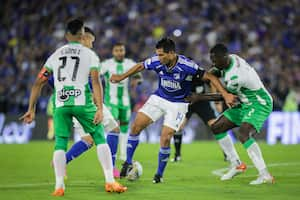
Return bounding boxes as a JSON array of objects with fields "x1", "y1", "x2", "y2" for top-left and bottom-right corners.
[
  {"x1": 110, "y1": 74, "x2": 123, "y2": 83},
  {"x1": 19, "y1": 110, "x2": 35, "y2": 124},
  {"x1": 185, "y1": 93, "x2": 199, "y2": 104},
  {"x1": 223, "y1": 93, "x2": 238, "y2": 108},
  {"x1": 93, "y1": 109, "x2": 103, "y2": 125}
]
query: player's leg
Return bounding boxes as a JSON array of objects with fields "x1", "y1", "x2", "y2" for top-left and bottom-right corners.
[
  {"x1": 153, "y1": 99, "x2": 188, "y2": 183},
  {"x1": 121, "y1": 95, "x2": 163, "y2": 177},
  {"x1": 103, "y1": 105, "x2": 121, "y2": 177},
  {"x1": 74, "y1": 105, "x2": 127, "y2": 193},
  {"x1": 239, "y1": 105, "x2": 274, "y2": 185},
  {"x1": 153, "y1": 125, "x2": 176, "y2": 183},
  {"x1": 119, "y1": 107, "x2": 131, "y2": 161},
  {"x1": 52, "y1": 107, "x2": 73, "y2": 196},
  {"x1": 197, "y1": 101, "x2": 230, "y2": 162},
  {"x1": 120, "y1": 111, "x2": 154, "y2": 177},
  {"x1": 210, "y1": 111, "x2": 246, "y2": 180},
  {"x1": 171, "y1": 117, "x2": 187, "y2": 162},
  {"x1": 66, "y1": 118, "x2": 93, "y2": 164}
]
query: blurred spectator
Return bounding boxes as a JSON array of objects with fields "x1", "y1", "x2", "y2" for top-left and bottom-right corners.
[{"x1": 0, "y1": 0, "x2": 299, "y2": 113}]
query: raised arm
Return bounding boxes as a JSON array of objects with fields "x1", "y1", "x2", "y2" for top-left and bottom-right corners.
[{"x1": 110, "y1": 63, "x2": 144, "y2": 83}]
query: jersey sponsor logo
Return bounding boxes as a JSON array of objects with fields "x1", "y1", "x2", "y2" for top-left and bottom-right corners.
[
  {"x1": 57, "y1": 89, "x2": 82, "y2": 102},
  {"x1": 160, "y1": 78, "x2": 181, "y2": 91}
]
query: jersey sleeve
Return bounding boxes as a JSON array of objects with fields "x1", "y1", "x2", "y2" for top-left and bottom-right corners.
[
  {"x1": 90, "y1": 51, "x2": 100, "y2": 71},
  {"x1": 44, "y1": 54, "x2": 55, "y2": 72},
  {"x1": 143, "y1": 55, "x2": 160, "y2": 70},
  {"x1": 100, "y1": 61, "x2": 108, "y2": 74}
]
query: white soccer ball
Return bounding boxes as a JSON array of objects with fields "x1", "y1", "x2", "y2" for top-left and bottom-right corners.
[{"x1": 127, "y1": 161, "x2": 143, "y2": 181}]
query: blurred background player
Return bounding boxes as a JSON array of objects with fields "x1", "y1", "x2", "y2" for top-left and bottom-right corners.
[
  {"x1": 101, "y1": 43, "x2": 141, "y2": 161},
  {"x1": 171, "y1": 77, "x2": 230, "y2": 163},
  {"x1": 47, "y1": 27, "x2": 122, "y2": 178},
  {"x1": 110, "y1": 38, "x2": 237, "y2": 183},
  {"x1": 20, "y1": 19, "x2": 127, "y2": 195},
  {"x1": 209, "y1": 43, "x2": 274, "y2": 185}
]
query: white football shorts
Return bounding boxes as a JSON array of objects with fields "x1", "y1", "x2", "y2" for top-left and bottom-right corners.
[
  {"x1": 73, "y1": 104, "x2": 119, "y2": 137},
  {"x1": 139, "y1": 94, "x2": 188, "y2": 131}
]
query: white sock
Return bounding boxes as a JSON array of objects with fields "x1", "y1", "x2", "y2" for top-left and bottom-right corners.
[
  {"x1": 217, "y1": 134, "x2": 241, "y2": 166},
  {"x1": 119, "y1": 133, "x2": 128, "y2": 161},
  {"x1": 246, "y1": 142, "x2": 268, "y2": 176},
  {"x1": 53, "y1": 150, "x2": 66, "y2": 190},
  {"x1": 97, "y1": 144, "x2": 115, "y2": 183}
]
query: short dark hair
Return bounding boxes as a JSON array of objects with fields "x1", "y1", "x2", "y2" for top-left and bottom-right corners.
[
  {"x1": 84, "y1": 26, "x2": 95, "y2": 37},
  {"x1": 210, "y1": 43, "x2": 228, "y2": 56},
  {"x1": 155, "y1": 37, "x2": 176, "y2": 53},
  {"x1": 113, "y1": 42, "x2": 125, "y2": 48},
  {"x1": 66, "y1": 18, "x2": 84, "y2": 35}
]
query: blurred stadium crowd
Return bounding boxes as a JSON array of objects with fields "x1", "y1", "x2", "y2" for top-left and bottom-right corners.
[{"x1": 0, "y1": 0, "x2": 299, "y2": 114}]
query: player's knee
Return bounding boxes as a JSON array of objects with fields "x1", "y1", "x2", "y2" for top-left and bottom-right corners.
[
  {"x1": 112, "y1": 127, "x2": 120, "y2": 133},
  {"x1": 131, "y1": 123, "x2": 142, "y2": 135},
  {"x1": 82, "y1": 135, "x2": 94, "y2": 146},
  {"x1": 238, "y1": 123, "x2": 253, "y2": 143},
  {"x1": 160, "y1": 130, "x2": 174, "y2": 147},
  {"x1": 210, "y1": 122, "x2": 220, "y2": 135}
]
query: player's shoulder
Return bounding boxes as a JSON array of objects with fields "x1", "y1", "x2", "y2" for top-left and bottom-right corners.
[
  {"x1": 101, "y1": 57, "x2": 114, "y2": 65},
  {"x1": 124, "y1": 58, "x2": 136, "y2": 65},
  {"x1": 177, "y1": 55, "x2": 198, "y2": 70}
]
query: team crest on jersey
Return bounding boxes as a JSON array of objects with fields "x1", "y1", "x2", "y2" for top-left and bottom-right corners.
[
  {"x1": 173, "y1": 73, "x2": 180, "y2": 80},
  {"x1": 57, "y1": 89, "x2": 81, "y2": 102}
]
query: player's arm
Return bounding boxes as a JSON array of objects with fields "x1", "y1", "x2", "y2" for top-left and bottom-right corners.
[
  {"x1": 110, "y1": 63, "x2": 144, "y2": 83},
  {"x1": 90, "y1": 69, "x2": 103, "y2": 124},
  {"x1": 20, "y1": 67, "x2": 50, "y2": 123},
  {"x1": 202, "y1": 72, "x2": 237, "y2": 108}
]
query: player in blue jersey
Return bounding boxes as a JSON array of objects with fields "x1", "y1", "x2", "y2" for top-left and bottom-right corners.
[{"x1": 110, "y1": 38, "x2": 237, "y2": 183}]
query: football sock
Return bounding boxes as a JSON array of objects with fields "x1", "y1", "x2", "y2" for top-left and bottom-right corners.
[
  {"x1": 106, "y1": 132, "x2": 119, "y2": 167},
  {"x1": 173, "y1": 131, "x2": 183, "y2": 157},
  {"x1": 97, "y1": 144, "x2": 115, "y2": 183},
  {"x1": 126, "y1": 134, "x2": 140, "y2": 164},
  {"x1": 156, "y1": 147, "x2": 171, "y2": 176},
  {"x1": 53, "y1": 150, "x2": 66, "y2": 189},
  {"x1": 119, "y1": 133, "x2": 128, "y2": 161},
  {"x1": 244, "y1": 138, "x2": 268, "y2": 176},
  {"x1": 215, "y1": 132, "x2": 241, "y2": 166},
  {"x1": 66, "y1": 140, "x2": 92, "y2": 164}
]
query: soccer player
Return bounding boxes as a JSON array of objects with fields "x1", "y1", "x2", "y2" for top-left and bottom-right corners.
[
  {"x1": 110, "y1": 38, "x2": 237, "y2": 183},
  {"x1": 48, "y1": 27, "x2": 121, "y2": 178},
  {"x1": 208, "y1": 43, "x2": 274, "y2": 185},
  {"x1": 20, "y1": 19, "x2": 127, "y2": 195},
  {"x1": 101, "y1": 43, "x2": 140, "y2": 161}
]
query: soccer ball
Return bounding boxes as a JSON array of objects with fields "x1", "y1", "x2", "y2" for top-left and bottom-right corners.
[{"x1": 127, "y1": 161, "x2": 143, "y2": 181}]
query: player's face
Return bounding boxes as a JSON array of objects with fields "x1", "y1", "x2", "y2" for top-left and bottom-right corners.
[
  {"x1": 112, "y1": 45, "x2": 125, "y2": 61},
  {"x1": 81, "y1": 33, "x2": 95, "y2": 49},
  {"x1": 155, "y1": 48, "x2": 174, "y2": 66},
  {"x1": 210, "y1": 53, "x2": 227, "y2": 70}
]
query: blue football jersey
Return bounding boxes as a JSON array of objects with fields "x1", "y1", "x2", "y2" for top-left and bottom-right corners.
[{"x1": 143, "y1": 55, "x2": 205, "y2": 102}]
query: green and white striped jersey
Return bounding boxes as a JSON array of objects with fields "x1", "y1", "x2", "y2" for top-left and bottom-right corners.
[
  {"x1": 101, "y1": 58, "x2": 136, "y2": 108},
  {"x1": 222, "y1": 54, "x2": 273, "y2": 106},
  {"x1": 44, "y1": 42, "x2": 100, "y2": 108}
]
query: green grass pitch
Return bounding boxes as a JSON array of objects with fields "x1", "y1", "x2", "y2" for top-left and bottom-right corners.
[{"x1": 0, "y1": 141, "x2": 299, "y2": 200}]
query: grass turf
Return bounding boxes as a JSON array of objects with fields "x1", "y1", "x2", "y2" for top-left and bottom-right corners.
[{"x1": 0, "y1": 141, "x2": 299, "y2": 200}]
